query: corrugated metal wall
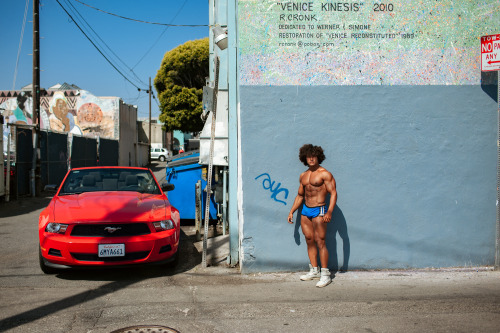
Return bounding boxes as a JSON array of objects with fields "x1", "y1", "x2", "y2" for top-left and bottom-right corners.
[{"x1": 70, "y1": 136, "x2": 97, "y2": 168}]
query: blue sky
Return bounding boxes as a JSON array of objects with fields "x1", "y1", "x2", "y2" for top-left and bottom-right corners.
[{"x1": 0, "y1": 0, "x2": 209, "y2": 119}]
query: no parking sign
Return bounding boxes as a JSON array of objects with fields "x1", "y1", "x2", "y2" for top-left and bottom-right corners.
[{"x1": 481, "y1": 34, "x2": 500, "y2": 72}]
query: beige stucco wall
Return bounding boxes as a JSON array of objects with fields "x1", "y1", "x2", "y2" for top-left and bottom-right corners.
[{"x1": 117, "y1": 100, "x2": 138, "y2": 166}]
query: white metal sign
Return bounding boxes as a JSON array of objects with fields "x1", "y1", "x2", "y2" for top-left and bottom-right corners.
[{"x1": 481, "y1": 34, "x2": 500, "y2": 72}]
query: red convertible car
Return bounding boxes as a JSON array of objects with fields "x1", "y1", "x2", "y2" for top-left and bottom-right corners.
[{"x1": 39, "y1": 166, "x2": 180, "y2": 273}]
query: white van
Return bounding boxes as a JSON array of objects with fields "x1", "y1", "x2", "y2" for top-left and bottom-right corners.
[{"x1": 150, "y1": 148, "x2": 169, "y2": 162}]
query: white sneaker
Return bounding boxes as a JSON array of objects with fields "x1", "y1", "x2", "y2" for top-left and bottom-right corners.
[
  {"x1": 316, "y1": 268, "x2": 332, "y2": 287},
  {"x1": 300, "y1": 264, "x2": 320, "y2": 281}
]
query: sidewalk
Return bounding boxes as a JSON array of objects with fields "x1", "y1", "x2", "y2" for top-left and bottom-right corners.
[
  {"x1": 92, "y1": 267, "x2": 500, "y2": 332},
  {"x1": 1, "y1": 194, "x2": 499, "y2": 332}
]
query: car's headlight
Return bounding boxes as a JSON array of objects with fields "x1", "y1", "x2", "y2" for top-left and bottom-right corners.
[
  {"x1": 153, "y1": 220, "x2": 174, "y2": 231},
  {"x1": 45, "y1": 223, "x2": 68, "y2": 234}
]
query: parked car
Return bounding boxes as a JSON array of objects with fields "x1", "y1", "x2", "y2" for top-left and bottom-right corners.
[
  {"x1": 38, "y1": 166, "x2": 179, "y2": 273},
  {"x1": 150, "y1": 148, "x2": 169, "y2": 162}
]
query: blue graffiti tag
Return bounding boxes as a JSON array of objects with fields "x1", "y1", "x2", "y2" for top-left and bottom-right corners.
[{"x1": 255, "y1": 173, "x2": 289, "y2": 205}]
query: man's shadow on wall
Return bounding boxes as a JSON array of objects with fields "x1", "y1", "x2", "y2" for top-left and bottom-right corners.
[{"x1": 294, "y1": 205, "x2": 350, "y2": 273}]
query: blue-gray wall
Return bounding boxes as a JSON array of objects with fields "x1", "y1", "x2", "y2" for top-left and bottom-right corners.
[{"x1": 239, "y1": 85, "x2": 497, "y2": 272}]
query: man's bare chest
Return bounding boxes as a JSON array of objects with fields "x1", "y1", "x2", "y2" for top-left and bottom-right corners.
[{"x1": 302, "y1": 171, "x2": 325, "y2": 188}]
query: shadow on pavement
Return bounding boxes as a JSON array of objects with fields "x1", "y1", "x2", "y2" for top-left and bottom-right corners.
[
  {"x1": 0, "y1": 195, "x2": 52, "y2": 218},
  {"x1": 55, "y1": 229, "x2": 202, "y2": 281},
  {"x1": 148, "y1": 161, "x2": 166, "y2": 173},
  {"x1": 0, "y1": 229, "x2": 203, "y2": 331},
  {"x1": 0, "y1": 279, "x2": 138, "y2": 332}
]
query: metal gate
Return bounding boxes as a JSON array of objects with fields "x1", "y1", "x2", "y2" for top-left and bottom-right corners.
[
  {"x1": 99, "y1": 138, "x2": 119, "y2": 166},
  {"x1": 15, "y1": 127, "x2": 33, "y2": 196},
  {"x1": 40, "y1": 130, "x2": 68, "y2": 186},
  {"x1": 71, "y1": 136, "x2": 97, "y2": 168},
  {"x1": 4, "y1": 127, "x2": 118, "y2": 199},
  {"x1": 0, "y1": 118, "x2": 4, "y2": 197}
]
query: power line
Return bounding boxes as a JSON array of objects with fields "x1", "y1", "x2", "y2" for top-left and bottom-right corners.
[
  {"x1": 55, "y1": 0, "x2": 148, "y2": 91},
  {"x1": 132, "y1": 0, "x2": 189, "y2": 69},
  {"x1": 56, "y1": 0, "x2": 163, "y2": 112},
  {"x1": 72, "y1": 0, "x2": 202, "y2": 70},
  {"x1": 13, "y1": 0, "x2": 31, "y2": 90},
  {"x1": 152, "y1": 92, "x2": 160, "y2": 108},
  {"x1": 73, "y1": 0, "x2": 208, "y2": 27},
  {"x1": 62, "y1": 0, "x2": 148, "y2": 88}
]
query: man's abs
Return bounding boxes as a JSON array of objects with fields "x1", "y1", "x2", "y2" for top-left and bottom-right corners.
[{"x1": 304, "y1": 191, "x2": 327, "y2": 208}]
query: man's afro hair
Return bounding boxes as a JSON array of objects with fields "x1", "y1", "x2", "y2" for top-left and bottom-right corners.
[{"x1": 299, "y1": 144, "x2": 325, "y2": 166}]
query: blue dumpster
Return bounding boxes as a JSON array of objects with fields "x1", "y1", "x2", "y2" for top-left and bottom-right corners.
[{"x1": 165, "y1": 152, "x2": 218, "y2": 220}]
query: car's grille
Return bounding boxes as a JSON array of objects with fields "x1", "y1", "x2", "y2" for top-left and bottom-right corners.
[
  {"x1": 71, "y1": 223, "x2": 151, "y2": 237},
  {"x1": 71, "y1": 251, "x2": 150, "y2": 262}
]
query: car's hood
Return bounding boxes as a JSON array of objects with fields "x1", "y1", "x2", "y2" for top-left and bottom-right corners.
[{"x1": 52, "y1": 192, "x2": 169, "y2": 223}]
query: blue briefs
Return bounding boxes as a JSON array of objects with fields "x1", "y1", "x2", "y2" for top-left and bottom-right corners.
[{"x1": 301, "y1": 205, "x2": 326, "y2": 219}]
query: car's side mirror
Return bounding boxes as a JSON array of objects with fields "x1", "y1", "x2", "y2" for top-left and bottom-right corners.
[
  {"x1": 44, "y1": 185, "x2": 58, "y2": 193},
  {"x1": 161, "y1": 183, "x2": 175, "y2": 192}
]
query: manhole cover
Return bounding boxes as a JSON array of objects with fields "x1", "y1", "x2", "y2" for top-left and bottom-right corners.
[{"x1": 110, "y1": 325, "x2": 180, "y2": 333}]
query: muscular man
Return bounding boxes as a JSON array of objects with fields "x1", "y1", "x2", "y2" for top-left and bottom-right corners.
[{"x1": 288, "y1": 144, "x2": 337, "y2": 288}]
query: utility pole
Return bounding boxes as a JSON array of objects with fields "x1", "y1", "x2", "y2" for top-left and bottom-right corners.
[
  {"x1": 148, "y1": 77, "x2": 152, "y2": 166},
  {"x1": 31, "y1": 0, "x2": 41, "y2": 197}
]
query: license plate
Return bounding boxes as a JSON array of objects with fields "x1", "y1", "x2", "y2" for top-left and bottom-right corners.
[{"x1": 98, "y1": 244, "x2": 125, "y2": 257}]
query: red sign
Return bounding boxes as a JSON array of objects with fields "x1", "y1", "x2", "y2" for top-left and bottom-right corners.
[{"x1": 481, "y1": 34, "x2": 500, "y2": 72}]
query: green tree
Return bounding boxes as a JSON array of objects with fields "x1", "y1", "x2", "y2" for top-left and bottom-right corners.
[{"x1": 154, "y1": 38, "x2": 209, "y2": 133}]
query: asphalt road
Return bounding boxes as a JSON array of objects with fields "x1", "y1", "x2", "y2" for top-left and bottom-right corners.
[
  {"x1": 149, "y1": 161, "x2": 168, "y2": 184},
  {"x1": 0, "y1": 173, "x2": 499, "y2": 332}
]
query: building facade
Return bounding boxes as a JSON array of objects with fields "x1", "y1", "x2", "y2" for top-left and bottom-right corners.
[
  {"x1": 212, "y1": 0, "x2": 500, "y2": 272},
  {"x1": 0, "y1": 84, "x2": 139, "y2": 167}
]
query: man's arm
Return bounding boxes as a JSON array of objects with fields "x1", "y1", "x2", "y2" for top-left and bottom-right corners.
[
  {"x1": 322, "y1": 172, "x2": 337, "y2": 223},
  {"x1": 287, "y1": 174, "x2": 305, "y2": 224}
]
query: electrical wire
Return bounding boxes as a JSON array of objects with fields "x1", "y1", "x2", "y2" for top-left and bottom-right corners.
[
  {"x1": 132, "y1": 0, "x2": 189, "y2": 69},
  {"x1": 12, "y1": 0, "x2": 31, "y2": 90},
  {"x1": 152, "y1": 93, "x2": 160, "y2": 108},
  {"x1": 72, "y1": 0, "x2": 206, "y2": 73},
  {"x1": 62, "y1": 0, "x2": 148, "y2": 88},
  {"x1": 66, "y1": 0, "x2": 202, "y2": 107},
  {"x1": 55, "y1": 0, "x2": 148, "y2": 91},
  {"x1": 57, "y1": 0, "x2": 170, "y2": 112},
  {"x1": 73, "y1": 0, "x2": 208, "y2": 27}
]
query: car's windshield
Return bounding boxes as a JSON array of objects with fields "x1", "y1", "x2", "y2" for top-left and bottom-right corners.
[{"x1": 60, "y1": 168, "x2": 161, "y2": 195}]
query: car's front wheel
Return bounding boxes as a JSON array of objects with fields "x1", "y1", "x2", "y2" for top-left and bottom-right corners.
[
  {"x1": 159, "y1": 155, "x2": 166, "y2": 162},
  {"x1": 39, "y1": 247, "x2": 59, "y2": 274}
]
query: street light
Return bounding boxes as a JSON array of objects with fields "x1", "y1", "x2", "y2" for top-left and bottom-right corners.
[{"x1": 212, "y1": 25, "x2": 228, "y2": 50}]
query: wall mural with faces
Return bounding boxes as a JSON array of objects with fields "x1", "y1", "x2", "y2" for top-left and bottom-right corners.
[
  {"x1": 46, "y1": 91, "x2": 82, "y2": 135},
  {"x1": 75, "y1": 90, "x2": 117, "y2": 139},
  {"x1": 0, "y1": 92, "x2": 33, "y2": 126},
  {"x1": 1, "y1": 89, "x2": 120, "y2": 142},
  {"x1": 0, "y1": 91, "x2": 34, "y2": 152}
]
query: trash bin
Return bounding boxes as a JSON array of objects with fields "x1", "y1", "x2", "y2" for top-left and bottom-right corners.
[{"x1": 165, "y1": 152, "x2": 218, "y2": 220}]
